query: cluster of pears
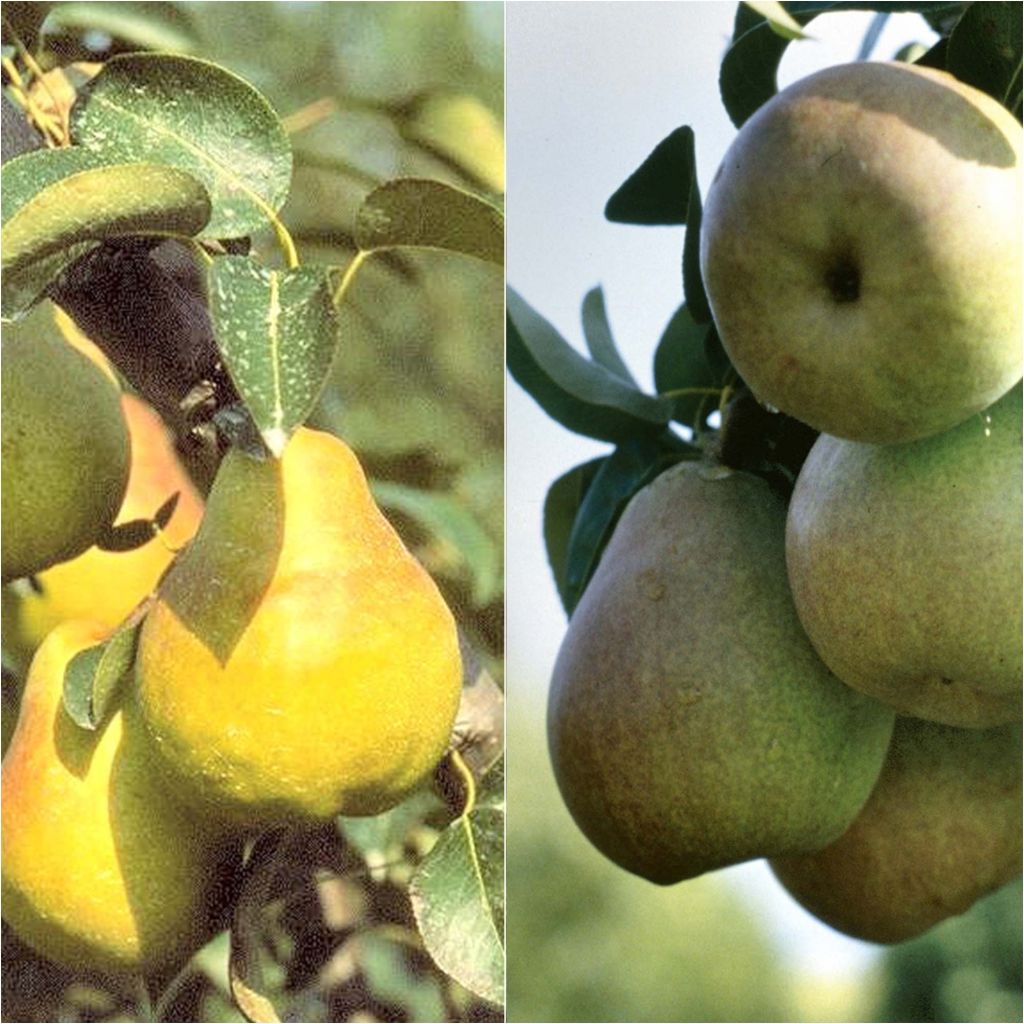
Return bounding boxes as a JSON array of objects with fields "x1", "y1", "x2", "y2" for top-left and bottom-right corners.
[
  {"x1": 549, "y1": 61, "x2": 1022, "y2": 943},
  {"x1": 2, "y1": 306, "x2": 463, "y2": 979}
]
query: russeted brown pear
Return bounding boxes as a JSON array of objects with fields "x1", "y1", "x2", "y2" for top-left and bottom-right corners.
[
  {"x1": 771, "y1": 716, "x2": 1022, "y2": 943},
  {"x1": 2, "y1": 302, "x2": 130, "y2": 583},
  {"x1": 135, "y1": 427, "x2": 463, "y2": 826},
  {"x1": 1, "y1": 620, "x2": 240, "y2": 978},
  {"x1": 548, "y1": 461, "x2": 895, "y2": 885},
  {"x1": 786, "y1": 385, "x2": 1022, "y2": 728}
]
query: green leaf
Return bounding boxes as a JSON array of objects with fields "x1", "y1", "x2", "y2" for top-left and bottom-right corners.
[
  {"x1": 355, "y1": 178, "x2": 503, "y2": 266},
  {"x1": 507, "y1": 288, "x2": 673, "y2": 443},
  {"x1": 229, "y1": 832, "x2": 286, "y2": 1024},
  {"x1": 605, "y1": 126, "x2": 696, "y2": 226},
  {"x1": 208, "y1": 257, "x2": 339, "y2": 456},
  {"x1": 47, "y1": 1, "x2": 200, "y2": 52},
  {"x1": 720, "y1": 3, "x2": 963, "y2": 127},
  {"x1": 69, "y1": 53, "x2": 292, "y2": 238},
  {"x1": 681, "y1": 149, "x2": 710, "y2": 324},
  {"x1": 580, "y1": 286, "x2": 638, "y2": 386},
  {"x1": 396, "y1": 91, "x2": 505, "y2": 194},
  {"x1": 476, "y1": 757, "x2": 504, "y2": 813},
  {"x1": 62, "y1": 616, "x2": 143, "y2": 731},
  {"x1": 564, "y1": 438, "x2": 691, "y2": 614},
  {"x1": 744, "y1": 0, "x2": 810, "y2": 38},
  {"x1": 945, "y1": 2, "x2": 1023, "y2": 107},
  {"x1": 410, "y1": 806, "x2": 504, "y2": 1006},
  {"x1": 1, "y1": 149, "x2": 210, "y2": 319},
  {"x1": 543, "y1": 458, "x2": 606, "y2": 614},
  {"x1": 371, "y1": 481, "x2": 502, "y2": 606},
  {"x1": 653, "y1": 305, "x2": 733, "y2": 430}
]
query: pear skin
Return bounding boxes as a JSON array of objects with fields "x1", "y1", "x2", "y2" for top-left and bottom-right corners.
[
  {"x1": 548, "y1": 461, "x2": 895, "y2": 885},
  {"x1": 136, "y1": 427, "x2": 462, "y2": 825},
  {"x1": 771, "y1": 716, "x2": 1022, "y2": 943},
  {"x1": 700, "y1": 62, "x2": 1022, "y2": 443},
  {"x1": 1, "y1": 620, "x2": 240, "y2": 977},
  {"x1": 3, "y1": 394, "x2": 204, "y2": 673},
  {"x1": 786, "y1": 385, "x2": 1022, "y2": 728},
  {"x1": 2, "y1": 302, "x2": 130, "y2": 583}
]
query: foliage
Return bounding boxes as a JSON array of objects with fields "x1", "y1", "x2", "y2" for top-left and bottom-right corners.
[
  {"x1": 507, "y1": 0, "x2": 1022, "y2": 615},
  {"x1": 508, "y1": 2, "x2": 1021, "y2": 1022},
  {"x1": 874, "y1": 879, "x2": 1023, "y2": 1023},
  {"x1": 1, "y1": 2, "x2": 503, "y2": 1021}
]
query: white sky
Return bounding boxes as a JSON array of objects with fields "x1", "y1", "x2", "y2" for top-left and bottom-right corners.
[{"x1": 505, "y1": 0, "x2": 938, "y2": 984}]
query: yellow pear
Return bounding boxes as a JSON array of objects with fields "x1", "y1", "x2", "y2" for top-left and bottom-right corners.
[
  {"x1": 1, "y1": 620, "x2": 241, "y2": 977},
  {"x1": 2, "y1": 302, "x2": 131, "y2": 583},
  {"x1": 135, "y1": 427, "x2": 462, "y2": 825},
  {"x1": 771, "y1": 716, "x2": 1022, "y2": 943},
  {"x1": 3, "y1": 394, "x2": 204, "y2": 673}
]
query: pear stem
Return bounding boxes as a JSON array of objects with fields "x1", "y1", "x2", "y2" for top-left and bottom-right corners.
[
  {"x1": 331, "y1": 249, "x2": 370, "y2": 310},
  {"x1": 450, "y1": 749, "x2": 477, "y2": 819}
]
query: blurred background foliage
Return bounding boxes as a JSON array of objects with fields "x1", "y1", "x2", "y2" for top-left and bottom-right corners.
[
  {"x1": 508, "y1": 699, "x2": 1022, "y2": 1023},
  {"x1": 34, "y1": 0, "x2": 505, "y2": 657},
  {"x1": 2, "y1": 2, "x2": 502, "y2": 1022}
]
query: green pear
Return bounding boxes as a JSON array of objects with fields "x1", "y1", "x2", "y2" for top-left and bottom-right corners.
[
  {"x1": 700, "y1": 61, "x2": 1022, "y2": 443},
  {"x1": 771, "y1": 716, "x2": 1022, "y2": 943},
  {"x1": 2, "y1": 302, "x2": 130, "y2": 583},
  {"x1": 786, "y1": 385, "x2": 1022, "y2": 728},
  {"x1": 1, "y1": 620, "x2": 241, "y2": 978},
  {"x1": 548, "y1": 461, "x2": 895, "y2": 885},
  {"x1": 135, "y1": 427, "x2": 462, "y2": 827}
]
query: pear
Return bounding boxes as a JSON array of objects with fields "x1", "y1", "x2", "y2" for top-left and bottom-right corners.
[
  {"x1": 3, "y1": 394, "x2": 204, "y2": 673},
  {"x1": 548, "y1": 461, "x2": 895, "y2": 885},
  {"x1": 700, "y1": 62, "x2": 1022, "y2": 443},
  {"x1": 135, "y1": 427, "x2": 462, "y2": 826},
  {"x1": 1, "y1": 620, "x2": 240, "y2": 977},
  {"x1": 786, "y1": 385, "x2": 1022, "y2": 728},
  {"x1": 771, "y1": 716, "x2": 1022, "y2": 943},
  {"x1": 2, "y1": 301, "x2": 131, "y2": 582}
]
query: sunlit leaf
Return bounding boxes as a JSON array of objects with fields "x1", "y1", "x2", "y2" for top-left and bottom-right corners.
[
  {"x1": 410, "y1": 806, "x2": 504, "y2": 1006},
  {"x1": 744, "y1": 0, "x2": 809, "y2": 38},
  {"x1": 70, "y1": 52, "x2": 292, "y2": 237},
  {"x1": 208, "y1": 257, "x2": 339, "y2": 456},
  {"x1": 355, "y1": 178, "x2": 503, "y2": 265}
]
